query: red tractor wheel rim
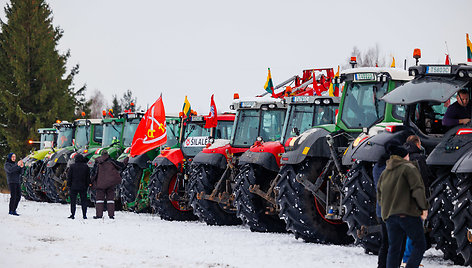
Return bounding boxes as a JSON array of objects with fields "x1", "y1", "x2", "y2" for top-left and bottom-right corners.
[{"x1": 168, "y1": 175, "x2": 191, "y2": 211}]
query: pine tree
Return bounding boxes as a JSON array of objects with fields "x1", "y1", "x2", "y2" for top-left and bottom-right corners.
[
  {"x1": 121, "y1": 89, "x2": 138, "y2": 112},
  {"x1": 111, "y1": 94, "x2": 121, "y2": 116},
  {"x1": 0, "y1": 0, "x2": 84, "y2": 157}
]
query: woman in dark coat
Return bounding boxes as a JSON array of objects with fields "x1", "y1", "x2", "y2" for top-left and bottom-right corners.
[
  {"x1": 67, "y1": 153, "x2": 90, "y2": 219},
  {"x1": 4, "y1": 153, "x2": 24, "y2": 216}
]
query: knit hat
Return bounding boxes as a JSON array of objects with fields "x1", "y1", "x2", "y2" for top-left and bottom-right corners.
[{"x1": 388, "y1": 144, "x2": 408, "y2": 158}]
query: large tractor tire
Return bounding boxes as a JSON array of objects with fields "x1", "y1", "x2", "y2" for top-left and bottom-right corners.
[
  {"x1": 234, "y1": 164, "x2": 286, "y2": 233},
  {"x1": 342, "y1": 162, "x2": 381, "y2": 254},
  {"x1": 429, "y1": 173, "x2": 464, "y2": 265},
  {"x1": 42, "y1": 166, "x2": 66, "y2": 203},
  {"x1": 120, "y1": 164, "x2": 143, "y2": 211},
  {"x1": 451, "y1": 173, "x2": 472, "y2": 266},
  {"x1": 22, "y1": 165, "x2": 41, "y2": 201},
  {"x1": 188, "y1": 164, "x2": 241, "y2": 226},
  {"x1": 276, "y1": 157, "x2": 352, "y2": 244},
  {"x1": 148, "y1": 165, "x2": 197, "y2": 221}
]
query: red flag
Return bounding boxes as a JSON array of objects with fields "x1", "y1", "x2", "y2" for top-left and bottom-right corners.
[
  {"x1": 204, "y1": 94, "x2": 218, "y2": 129},
  {"x1": 445, "y1": 54, "x2": 451, "y2": 65},
  {"x1": 130, "y1": 96, "x2": 167, "y2": 157}
]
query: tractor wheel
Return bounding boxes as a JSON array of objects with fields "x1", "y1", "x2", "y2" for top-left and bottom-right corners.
[
  {"x1": 276, "y1": 157, "x2": 352, "y2": 244},
  {"x1": 42, "y1": 166, "x2": 64, "y2": 203},
  {"x1": 22, "y1": 166, "x2": 38, "y2": 201},
  {"x1": 342, "y1": 162, "x2": 381, "y2": 254},
  {"x1": 120, "y1": 164, "x2": 143, "y2": 211},
  {"x1": 234, "y1": 164, "x2": 286, "y2": 233},
  {"x1": 429, "y1": 173, "x2": 464, "y2": 265},
  {"x1": 188, "y1": 164, "x2": 241, "y2": 225},
  {"x1": 148, "y1": 165, "x2": 197, "y2": 221},
  {"x1": 451, "y1": 173, "x2": 472, "y2": 266}
]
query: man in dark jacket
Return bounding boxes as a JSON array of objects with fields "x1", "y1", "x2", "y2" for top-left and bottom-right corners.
[
  {"x1": 4, "y1": 153, "x2": 24, "y2": 216},
  {"x1": 377, "y1": 145, "x2": 429, "y2": 268},
  {"x1": 67, "y1": 153, "x2": 90, "y2": 219},
  {"x1": 442, "y1": 89, "x2": 471, "y2": 127},
  {"x1": 91, "y1": 150, "x2": 125, "y2": 219},
  {"x1": 403, "y1": 135, "x2": 433, "y2": 197}
]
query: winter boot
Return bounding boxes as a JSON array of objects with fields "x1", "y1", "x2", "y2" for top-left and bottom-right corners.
[
  {"x1": 107, "y1": 200, "x2": 115, "y2": 218},
  {"x1": 68, "y1": 215, "x2": 75, "y2": 219},
  {"x1": 95, "y1": 200, "x2": 105, "y2": 218}
]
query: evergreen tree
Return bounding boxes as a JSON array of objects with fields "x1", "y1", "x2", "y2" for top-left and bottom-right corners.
[
  {"x1": 0, "y1": 0, "x2": 84, "y2": 157},
  {"x1": 111, "y1": 94, "x2": 121, "y2": 116},
  {"x1": 120, "y1": 89, "x2": 138, "y2": 112}
]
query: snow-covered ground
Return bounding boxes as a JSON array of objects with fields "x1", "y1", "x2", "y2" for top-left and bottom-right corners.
[{"x1": 0, "y1": 194, "x2": 461, "y2": 268}]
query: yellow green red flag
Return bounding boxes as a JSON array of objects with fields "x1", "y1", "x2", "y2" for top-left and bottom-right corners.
[
  {"x1": 467, "y1": 33, "x2": 472, "y2": 63},
  {"x1": 264, "y1": 68, "x2": 274, "y2": 94},
  {"x1": 182, "y1": 96, "x2": 191, "y2": 118}
]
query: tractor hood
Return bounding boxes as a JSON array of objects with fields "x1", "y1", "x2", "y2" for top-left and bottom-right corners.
[{"x1": 381, "y1": 76, "x2": 468, "y2": 104}]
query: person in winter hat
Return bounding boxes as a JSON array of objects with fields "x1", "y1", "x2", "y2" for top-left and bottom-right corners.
[
  {"x1": 4, "y1": 153, "x2": 24, "y2": 216},
  {"x1": 66, "y1": 153, "x2": 90, "y2": 219},
  {"x1": 90, "y1": 150, "x2": 125, "y2": 219},
  {"x1": 377, "y1": 144, "x2": 429, "y2": 268}
]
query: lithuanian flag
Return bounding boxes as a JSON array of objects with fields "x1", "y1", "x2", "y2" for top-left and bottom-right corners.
[
  {"x1": 182, "y1": 96, "x2": 191, "y2": 118},
  {"x1": 467, "y1": 33, "x2": 472, "y2": 63},
  {"x1": 328, "y1": 66, "x2": 340, "y2": 97},
  {"x1": 264, "y1": 68, "x2": 274, "y2": 94}
]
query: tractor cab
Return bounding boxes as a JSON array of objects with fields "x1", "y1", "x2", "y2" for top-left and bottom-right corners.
[
  {"x1": 54, "y1": 121, "x2": 75, "y2": 149},
  {"x1": 38, "y1": 128, "x2": 57, "y2": 150}
]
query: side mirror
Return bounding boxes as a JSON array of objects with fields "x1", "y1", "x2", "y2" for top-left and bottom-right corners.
[{"x1": 293, "y1": 127, "x2": 300, "y2": 136}]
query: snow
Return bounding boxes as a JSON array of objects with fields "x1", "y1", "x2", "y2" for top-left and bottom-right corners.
[{"x1": 0, "y1": 194, "x2": 461, "y2": 268}]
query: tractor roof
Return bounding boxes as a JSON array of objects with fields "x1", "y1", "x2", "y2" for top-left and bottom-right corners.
[
  {"x1": 230, "y1": 96, "x2": 286, "y2": 110},
  {"x1": 286, "y1": 95, "x2": 341, "y2": 105},
  {"x1": 342, "y1": 67, "x2": 412, "y2": 81},
  {"x1": 74, "y1": 119, "x2": 102, "y2": 126},
  {"x1": 382, "y1": 65, "x2": 472, "y2": 105}
]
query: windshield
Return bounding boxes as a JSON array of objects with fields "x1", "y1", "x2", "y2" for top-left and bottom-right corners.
[
  {"x1": 215, "y1": 121, "x2": 233, "y2": 139},
  {"x1": 93, "y1": 124, "x2": 103, "y2": 144},
  {"x1": 123, "y1": 118, "x2": 141, "y2": 147},
  {"x1": 181, "y1": 122, "x2": 211, "y2": 157},
  {"x1": 283, "y1": 103, "x2": 337, "y2": 140},
  {"x1": 341, "y1": 81, "x2": 388, "y2": 129},
  {"x1": 40, "y1": 133, "x2": 55, "y2": 149},
  {"x1": 232, "y1": 109, "x2": 286, "y2": 147},
  {"x1": 56, "y1": 127, "x2": 74, "y2": 148},
  {"x1": 75, "y1": 125, "x2": 90, "y2": 148},
  {"x1": 162, "y1": 122, "x2": 179, "y2": 148},
  {"x1": 102, "y1": 122, "x2": 123, "y2": 147}
]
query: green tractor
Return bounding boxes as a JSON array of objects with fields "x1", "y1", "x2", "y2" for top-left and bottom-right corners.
[
  {"x1": 42, "y1": 118, "x2": 103, "y2": 203},
  {"x1": 276, "y1": 65, "x2": 411, "y2": 248},
  {"x1": 343, "y1": 64, "x2": 472, "y2": 265},
  {"x1": 40, "y1": 121, "x2": 75, "y2": 202},
  {"x1": 21, "y1": 128, "x2": 57, "y2": 201},
  {"x1": 119, "y1": 115, "x2": 181, "y2": 213}
]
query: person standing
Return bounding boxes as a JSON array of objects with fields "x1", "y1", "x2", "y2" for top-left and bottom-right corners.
[
  {"x1": 66, "y1": 154, "x2": 90, "y2": 219},
  {"x1": 442, "y1": 89, "x2": 471, "y2": 127},
  {"x1": 4, "y1": 153, "x2": 24, "y2": 216},
  {"x1": 90, "y1": 150, "x2": 125, "y2": 219},
  {"x1": 373, "y1": 151, "x2": 390, "y2": 268},
  {"x1": 377, "y1": 145, "x2": 429, "y2": 268}
]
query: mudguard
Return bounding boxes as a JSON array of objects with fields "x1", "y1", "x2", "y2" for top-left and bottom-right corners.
[
  {"x1": 281, "y1": 128, "x2": 333, "y2": 165},
  {"x1": 127, "y1": 153, "x2": 153, "y2": 169},
  {"x1": 452, "y1": 149, "x2": 472, "y2": 173},
  {"x1": 152, "y1": 148, "x2": 183, "y2": 168},
  {"x1": 427, "y1": 129, "x2": 472, "y2": 166},
  {"x1": 47, "y1": 148, "x2": 73, "y2": 168},
  {"x1": 192, "y1": 151, "x2": 227, "y2": 169},
  {"x1": 238, "y1": 141, "x2": 283, "y2": 172},
  {"x1": 342, "y1": 129, "x2": 413, "y2": 165}
]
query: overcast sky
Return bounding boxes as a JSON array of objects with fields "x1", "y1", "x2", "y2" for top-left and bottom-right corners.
[{"x1": 1, "y1": 0, "x2": 471, "y2": 114}]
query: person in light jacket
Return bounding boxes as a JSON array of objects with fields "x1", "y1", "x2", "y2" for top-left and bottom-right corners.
[
  {"x1": 4, "y1": 153, "x2": 24, "y2": 216},
  {"x1": 91, "y1": 150, "x2": 125, "y2": 219}
]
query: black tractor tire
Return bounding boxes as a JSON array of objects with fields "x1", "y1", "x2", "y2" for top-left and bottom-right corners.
[
  {"x1": 342, "y1": 162, "x2": 381, "y2": 254},
  {"x1": 22, "y1": 166, "x2": 41, "y2": 201},
  {"x1": 188, "y1": 163, "x2": 241, "y2": 226},
  {"x1": 429, "y1": 173, "x2": 464, "y2": 265},
  {"x1": 120, "y1": 164, "x2": 143, "y2": 211},
  {"x1": 234, "y1": 164, "x2": 286, "y2": 233},
  {"x1": 451, "y1": 173, "x2": 472, "y2": 266},
  {"x1": 148, "y1": 165, "x2": 197, "y2": 221},
  {"x1": 42, "y1": 166, "x2": 65, "y2": 203},
  {"x1": 276, "y1": 157, "x2": 352, "y2": 244}
]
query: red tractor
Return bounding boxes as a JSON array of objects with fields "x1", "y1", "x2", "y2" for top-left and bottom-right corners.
[
  {"x1": 188, "y1": 69, "x2": 335, "y2": 226},
  {"x1": 148, "y1": 112, "x2": 235, "y2": 221}
]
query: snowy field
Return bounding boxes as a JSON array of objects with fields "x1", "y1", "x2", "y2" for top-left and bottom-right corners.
[{"x1": 0, "y1": 194, "x2": 461, "y2": 268}]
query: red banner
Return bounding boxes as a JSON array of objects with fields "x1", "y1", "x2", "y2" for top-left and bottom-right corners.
[
  {"x1": 130, "y1": 96, "x2": 167, "y2": 157},
  {"x1": 204, "y1": 94, "x2": 218, "y2": 129}
]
